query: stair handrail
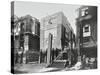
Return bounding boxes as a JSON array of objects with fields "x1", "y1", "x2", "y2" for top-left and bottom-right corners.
[{"x1": 54, "y1": 50, "x2": 67, "y2": 61}]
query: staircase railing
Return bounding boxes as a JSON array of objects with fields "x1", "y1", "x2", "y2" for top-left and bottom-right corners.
[{"x1": 54, "y1": 50, "x2": 67, "y2": 61}]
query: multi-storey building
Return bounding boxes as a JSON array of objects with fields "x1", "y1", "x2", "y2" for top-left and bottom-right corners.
[
  {"x1": 76, "y1": 6, "x2": 97, "y2": 58},
  {"x1": 12, "y1": 15, "x2": 40, "y2": 64},
  {"x1": 19, "y1": 15, "x2": 40, "y2": 63},
  {"x1": 40, "y1": 12, "x2": 76, "y2": 64}
]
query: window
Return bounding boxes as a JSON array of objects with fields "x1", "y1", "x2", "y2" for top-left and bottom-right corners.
[
  {"x1": 84, "y1": 26, "x2": 89, "y2": 32},
  {"x1": 83, "y1": 24, "x2": 91, "y2": 37},
  {"x1": 21, "y1": 22, "x2": 24, "y2": 32},
  {"x1": 83, "y1": 24, "x2": 90, "y2": 33},
  {"x1": 81, "y1": 7, "x2": 88, "y2": 16}
]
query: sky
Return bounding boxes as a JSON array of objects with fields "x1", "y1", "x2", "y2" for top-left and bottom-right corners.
[{"x1": 14, "y1": 1, "x2": 81, "y2": 34}]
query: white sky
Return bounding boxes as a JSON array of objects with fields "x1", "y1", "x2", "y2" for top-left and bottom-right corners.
[{"x1": 14, "y1": 1, "x2": 81, "y2": 34}]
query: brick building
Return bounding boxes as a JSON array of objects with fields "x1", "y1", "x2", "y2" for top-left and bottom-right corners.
[{"x1": 76, "y1": 6, "x2": 97, "y2": 58}]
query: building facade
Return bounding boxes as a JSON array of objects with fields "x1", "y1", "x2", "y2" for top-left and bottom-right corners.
[
  {"x1": 40, "y1": 12, "x2": 76, "y2": 64},
  {"x1": 12, "y1": 15, "x2": 40, "y2": 64},
  {"x1": 40, "y1": 12, "x2": 74, "y2": 51},
  {"x1": 20, "y1": 15, "x2": 40, "y2": 63},
  {"x1": 76, "y1": 6, "x2": 97, "y2": 58}
]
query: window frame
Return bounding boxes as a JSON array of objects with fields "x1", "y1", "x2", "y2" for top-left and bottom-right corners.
[
  {"x1": 83, "y1": 24, "x2": 90, "y2": 33},
  {"x1": 81, "y1": 7, "x2": 88, "y2": 16}
]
